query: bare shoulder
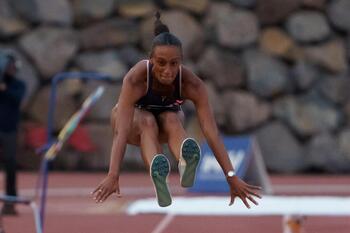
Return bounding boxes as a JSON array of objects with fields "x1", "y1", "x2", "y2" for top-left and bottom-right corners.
[
  {"x1": 119, "y1": 60, "x2": 148, "y2": 103},
  {"x1": 124, "y1": 60, "x2": 148, "y2": 85},
  {"x1": 181, "y1": 65, "x2": 206, "y2": 101}
]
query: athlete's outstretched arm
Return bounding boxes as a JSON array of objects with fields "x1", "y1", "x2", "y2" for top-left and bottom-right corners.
[
  {"x1": 182, "y1": 68, "x2": 261, "y2": 208},
  {"x1": 92, "y1": 62, "x2": 146, "y2": 203}
]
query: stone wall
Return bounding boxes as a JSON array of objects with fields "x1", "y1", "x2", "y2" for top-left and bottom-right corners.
[{"x1": 1, "y1": 0, "x2": 350, "y2": 173}]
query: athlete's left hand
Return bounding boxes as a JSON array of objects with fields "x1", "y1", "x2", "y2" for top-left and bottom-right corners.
[
  {"x1": 227, "y1": 176, "x2": 262, "y2": 208},
  {"x1": 91, "y1": 174, "x2": 121, "y2": 203}
]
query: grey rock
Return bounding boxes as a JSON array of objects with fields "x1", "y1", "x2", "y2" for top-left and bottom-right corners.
[
  {"x1": 302, "y1": 0, "x2": 327, "y2": 9},
  {"x1": 217, "y1": 8, "x2": 259, "y2": 48},
  {"x1": 244, "y1": 50, "x2": 290, "y2": 97},
  {"x1": 10, "y1": 0, "x2": 73, "y2": 25},
  {"x1": 164, "y1": 0, "x2": 209, "y2": 14},
  {"x1": 140, "y1": 10, "x2": 204, "y2": 59},
  {"x1": 79, "y1": 18, "x2": 139, "y2": 50},
  {"x1": 256, "y1": 0, "x2": 301, "y2": 24},
  {"x1": 347, "y1": 35, "x2": 350, "y2": 59},
  {"x1": 286, "y1": 11, "x2": 330, "y2": 43},
  {"x1": 0, "y1": 0, "x2": 28, "y2": 38},
  {"x1": 29, "y1": 81, "x2": 78, "y2": 129},
  {"x1": 223, "y1": 90, "x2": 271, "y2": 132},
  {"x1": 230, "y1": 0, "x2": 256, "y2": 8},
  {"x1": 317, "y1": 74, "x2": 350, "y2": 105},
  {"x1": 8, "y1": 0, "x2": 38, "y2": 24},
  {"x1": 203, "y1": 2, "x2": 233, "y2": 43},
  {"x1": 328, "y1": 0, "x2": 350, "y2": 32},
  {"x1": 306, "y1": 132, "x2": 350, "y2": 173},
  {"x1": 118, "y1": 46, "x2": 147, "y2": 67},
  {"x1": 116, "y1": 0, "x2": 155, "y2": 18},
  {"x1": 205, "y1": 82, "x2": 226, "y2": 127},
  {"x1": 71, "y1": 0, "x2": 115, "y2": 25},
  {"x1": 81, "y1": 81, "x2": 122, "y2": 121},
  {"x1": 273, "y1": 94, "x2": 342, "y2": 136},
  {"x1": 19, "y1": 27, "x2": 78, "y2": 78},
  {"x1": 338, "y1": 128, "x2": 350, "y2": 161},
  {"x1": 344, "y1": 101, "x2": 350, "y2": 125},
  {"x1": 303, "y1": 39, "x2": 348, "y2": 73},
  {"x1": 197, "y1": 46, "x2": 244, "y2": 89},
  {"x1": 75, "y1": 50, "x2": 128, "y2": 81},
  {"x1": 291, "y1": 61, "x2": 320, "y2": 90},
  {"x1": 255, "y1": 121, "x2": 306, "y2": 173},
  {"x1": 259, "y1": 27, "x2": 300, "y2": 60}
]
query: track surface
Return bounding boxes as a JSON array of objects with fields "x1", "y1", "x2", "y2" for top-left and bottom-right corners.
[{"x1": 1, "y1": 172, "x2": 350, "y2": 233}]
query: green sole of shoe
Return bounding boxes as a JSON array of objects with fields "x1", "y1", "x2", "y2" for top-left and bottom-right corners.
[
  {"x1": 180, "y1": 138, "x2": 201, "y2": 188},
  {"x1": 150, "y1": 154, "x2": 172, "y2": 207}
]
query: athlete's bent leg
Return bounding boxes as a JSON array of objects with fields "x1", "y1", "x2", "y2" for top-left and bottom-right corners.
[
  {"x1": 136, "y1": 111, "x2": 163, "y2": 167},
  {"x1": 111, "y1": 106, "x2": 163, "y2": 167},
  {"x1": 158, "y1": 111, "x2": 186, "y2": 160},
  {"x1": 136, "y1": 110, "x2": 172, "y2": 206},
  {"x1": 159, "y1": 111, "x2": 200, "y2": 187}
]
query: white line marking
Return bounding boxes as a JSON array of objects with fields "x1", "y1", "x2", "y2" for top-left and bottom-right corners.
[
  {"x1": 127, "y1": 196, "x2": 350, "y2": 216},
  {"x1": 151, "y1": 214, "x2": 175, "y2": 233},
  {"x1": 273, "y1": 184, "x2": 350, "y2": 193}
]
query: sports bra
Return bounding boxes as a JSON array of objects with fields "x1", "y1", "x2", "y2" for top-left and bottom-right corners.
[{"x1": 135, "y1": 60, "x2": 184, "y2": 113}]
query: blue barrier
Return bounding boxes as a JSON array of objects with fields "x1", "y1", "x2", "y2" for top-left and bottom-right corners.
[{"x1": 188, "y1": 136, "x2": 254, "y2": 193}]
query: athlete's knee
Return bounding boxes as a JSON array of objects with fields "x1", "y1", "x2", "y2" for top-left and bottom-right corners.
[
  {"x1": 110, "y1": 106, "x2": 118, "y2": 128},
  {"x1": 159, "y1": 112, "x2": 182, "y2": 132},
  {"x1": 139, "y1": 114, "x2": 158, "y2": 132}
]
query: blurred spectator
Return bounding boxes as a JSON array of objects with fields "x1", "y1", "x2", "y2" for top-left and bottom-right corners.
[{"x1": 0, "y1": 51, "x2": 26, "y2": 215}]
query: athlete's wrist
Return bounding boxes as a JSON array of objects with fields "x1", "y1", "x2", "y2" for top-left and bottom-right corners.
[
  {"x1": 225, "y1": 170, "x2": 236, "y2": 179},
  {"x1": 107, "y1": 172, "x2": 119, "y2": 180}
]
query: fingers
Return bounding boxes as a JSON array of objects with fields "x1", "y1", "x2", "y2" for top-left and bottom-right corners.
[
  {"x1": 229, "y1": 195, "x2": 235, "y2": 206},
  {"x1": 92, "y1": 188, "x2": 105, "y2": 203},
  {"x1": 228, "y1": 178, "x2": 262, "y2": 208},
  {"x1": 91, "y1": 185, "x2": 121, "y2": 203},
  {"x1": 247, "y1": 184, "x2": 262, "y2": 190},
  {"x1": 92, "y1": 188, "x2": 112, "y2": 203},
  {"x1": 100, "y1": 189, "x2": 112, "y2": 202},
  {"x1": 92, "y1": 185, "x2": 102, "y2": 195},
  {"x1": 230, "y1": 190, "x2": 260, "y2": 208},
  {"x1": 245, "y1": 188, "x2": 262, "y2": 199},
  {"x1": 240, "y1": 195, "x2": 251, "y2": 209},
  {"x1": 116, "y1": 188, "x2": 122, "y2": 198},
  {"x1": 246, "y1": 195, "x2": 259, "y2": 206}
]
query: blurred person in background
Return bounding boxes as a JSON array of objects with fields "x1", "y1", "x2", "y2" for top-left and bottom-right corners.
[
  {"x1": 0, "y1": 51, "x2": 26, "y2": 215},
  {"x1": 92, "y1": 12, "x2": 261, "y2": 207}
]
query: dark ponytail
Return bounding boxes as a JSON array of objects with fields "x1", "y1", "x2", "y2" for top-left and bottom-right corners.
[
  {"x1": 151, "y1": 11, "x2": 182, "y2": 56},
  {"x1": 154, "y1": 11, "x2": 169, "y2": 36}
]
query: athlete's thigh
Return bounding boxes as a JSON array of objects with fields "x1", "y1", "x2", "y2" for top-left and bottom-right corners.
[
  {"x1": 157, "y1": 110, "x2": 185, "y2": 143},
  {"x1": 111, "y1": 106, "x2": 157, "y2": 146}
]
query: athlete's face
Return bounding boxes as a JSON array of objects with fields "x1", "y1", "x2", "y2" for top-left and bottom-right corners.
[{"x1": 150, "y1": 45, "x2": 182, "y2": 85}]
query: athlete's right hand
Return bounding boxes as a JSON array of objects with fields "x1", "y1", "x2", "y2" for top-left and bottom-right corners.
[
  {"x1": 91, "y1": 174, "x2": 121, "y2": 203},
  {"x1": 227, "y1": 176, "x2": 261, "y2": 208}
]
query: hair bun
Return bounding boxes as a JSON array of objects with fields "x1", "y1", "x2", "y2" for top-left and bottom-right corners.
[
  {"x1": 155, "y1": 11, "x2": 161, "y2": 20},
  {"x1": 154, "y1": 11, "x2": 169, "y2": 36}
]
